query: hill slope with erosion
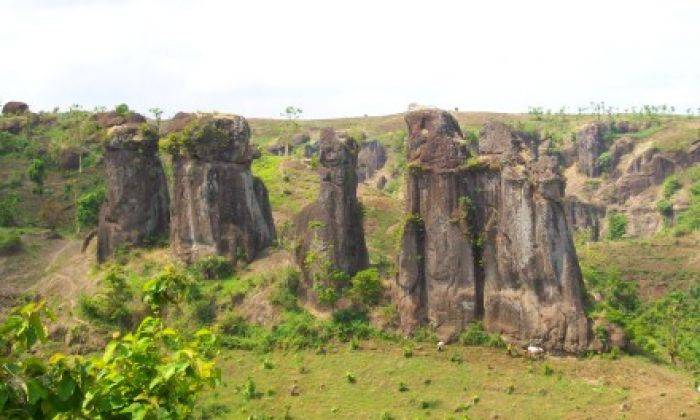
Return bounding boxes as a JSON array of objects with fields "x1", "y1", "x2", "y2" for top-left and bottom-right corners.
[{"x1": 0, "y1": 104, "x2": 698, "y2": 418}]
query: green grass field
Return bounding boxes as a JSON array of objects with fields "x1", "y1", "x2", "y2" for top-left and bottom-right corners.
[{"x1": 198, "y1": 343, "x2": 699, "y2": 419}]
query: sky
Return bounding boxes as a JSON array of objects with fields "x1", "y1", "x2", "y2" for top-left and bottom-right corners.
[{"x1": 2, "y1": 0, "x2": 699, "y2": 119}]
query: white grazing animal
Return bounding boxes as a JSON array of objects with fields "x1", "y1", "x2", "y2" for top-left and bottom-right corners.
[
  {"x1": 527, "y1": 346, "x2": 544, "y2": 359},
  {"x1": 437, "y1": 341, "x2": 446, "y2": 351}
]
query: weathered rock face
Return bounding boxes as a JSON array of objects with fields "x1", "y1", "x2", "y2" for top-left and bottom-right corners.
[
  {"x1": 611, "y1": 144, "x2": 700, "y2": 203},
  {"x1": 576, "y1": 122, "x2": 608, "y2": 177},
  {"x1": 356, "y1": 139, "x2": 387, "y2": 182},
  {"x1": 2, "y1": 101, "x2": 29, "y2": 115},
  {"x1": 564, "y1": 196, "x2": 605, "y2": 241},
  {"x1": 395, "y1": 109, "x2": 590, "y2": 352},
  {"x1": 97, "y1": 124, "x2": 170, "y2": 262},
  {"x1": 93, "y1": 111, "x2": 147, "y2": 129},
  {"x1": 294, "y1": 128, "x2": 369, "y2": 303},
  {"x1": 169, "y1": 115, "x2": 275, "y2": 265}
]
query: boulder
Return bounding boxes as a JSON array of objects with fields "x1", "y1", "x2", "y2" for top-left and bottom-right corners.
[
  {"x1": 97, "y1": 124, "x2": 170, "y2": 262},
  {"x1": 2, "y1": 101, "x2": 29, "y2": 115},
  {"x1": 394, "y1": 109, "x2": 590, "y2": 353},
  {"x1": 576, "y1": 122, "x2": 608, "y2": 177},
  {"x1": 356, "y1": 139, "x2": 387, "y2": 182},
  {"x1": 294, "y1": 128, "x2": 369, "y2": 305},
  {"x1": 168, "y1": 115, "x2": 275, "y2": 265},
  {"x1": 93, "y1": 111, "x2": 147, "y2": 129},
  {"x1": 57, "y1": 147, "x2": 81, "y2": 170}
]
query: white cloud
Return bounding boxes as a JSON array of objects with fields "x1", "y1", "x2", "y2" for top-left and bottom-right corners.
[{"x1": 1, "y1": 0, "x2": 699, "y2": 118}]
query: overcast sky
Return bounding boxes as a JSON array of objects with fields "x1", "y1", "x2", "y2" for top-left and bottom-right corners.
[{"x1": 2, "y1": 0, "x2": 699, "y2": 119}]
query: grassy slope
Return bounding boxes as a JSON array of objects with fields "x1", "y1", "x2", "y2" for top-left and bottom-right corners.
[{"x1": 200, "y1": 345, "x2": 698, "y2": 419}]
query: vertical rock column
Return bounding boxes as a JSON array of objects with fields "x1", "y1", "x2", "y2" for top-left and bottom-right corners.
[
  {"x1": 97, "y1": 123, "x2": 170, "y2": 262},
  {"x1": 394, "y1": 109, "x2": 591, "y2": 352},
  {"x1": 167, "y1": 115, "x2": 275, "y2": 265},
  {"x1": 294, "y1": 128, "x2": 369, "y2": 304},
  {"x1": 395, "y1": 109, "x2": 477, "y2": 339}
]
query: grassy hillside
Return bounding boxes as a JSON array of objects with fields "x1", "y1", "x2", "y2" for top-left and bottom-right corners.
[{"x1": 1, "y1": 106, "x2": 699, "y2": 419}]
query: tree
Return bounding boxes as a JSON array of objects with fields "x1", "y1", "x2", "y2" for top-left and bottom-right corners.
[
  {"x1": 115, "y1": 103, "x2": 130, "y2": 116},
  {"x1": 149, "y1": 107, "x2": 164, "y2": 134},
  {"x1": 280, "y1": 106, "x2": 303, "y2": 156}
]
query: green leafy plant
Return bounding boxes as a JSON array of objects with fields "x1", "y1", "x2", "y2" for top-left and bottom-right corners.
[
  {"x1": 606, "y1": 212, "x2": 627, "y2": 240},
  {"x1": 76, "y1": 186, "x2": 106, "y2": 230},
  {"x1": 193, "y1": 255, "x2": 233, "y2": 280},
  {"x1": 349, "y1": 268, "x2": 383, "y2": 306},
  {"x1": 0, "y1": 302, "x2": 219, "y2": 418},
  {"x1": 27, "y1": 158, "x2": 46, "y2": 194},
  {"x1": 142, "y1": 265, "x2": 193, "y2": 313}
]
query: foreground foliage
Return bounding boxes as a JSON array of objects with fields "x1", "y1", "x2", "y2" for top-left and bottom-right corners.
[{"x1": 0, "y1": 301, "x2": 219, "y2": 418}]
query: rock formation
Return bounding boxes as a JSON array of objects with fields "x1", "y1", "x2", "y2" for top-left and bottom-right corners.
[
  {"x1": 356, "y1": 139, "x2": 387, "y2": 182},
  {"x1": 97, "y1": 122, "x2": 170, "y2": 262},
  {"x1": 564, "y1": 196, "x2": 605, "y2": 241},
  {"x1": 394, "y1": 109, "x2": 590, "y2": 353},
  {"x1": 294, "y1": 128, "x2": 369, "y2": 303},
  {"x1": 2, "y1": 101, "x2": 29, "y2": 115},
  {"x1": 576, "y1": 122, "x2": 608, "y2": 177},
  {"x1": 93, "y1": 111, "x2": 147, "y2": 129},
  {"x1": 167, "y1": 114, "x2": 275, "y2": 265}
]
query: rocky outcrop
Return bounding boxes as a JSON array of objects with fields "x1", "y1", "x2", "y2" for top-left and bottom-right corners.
[
  {"x1": 168, "y1": 114, "x2": 275, "y2": 265},
  {"x1": 564, "y1": 196, "x2": 605, "y2": 241},
  {"x1": 97, "y1": 123, "x2": 170, "y2": 262},
  {"x1": 2, "y1": 101, "x2": 29, "y2": 115},
  {"x1": 395, "y1": 109, "x2": 590, "y2": 353},
  {"x1": 611, "y1": 143, "x2": 700, "y2": 203},
  {"x1": 93, "y1": 111, "x2": 147, "y2": 129},
  {"x1": 294, "y1": 128, "x2": 369, "y2": 303},
  {"x1": 356, "y1": 139, "x2": 387, "y2": 182},
  {"x1": 576, "y1": 122, "x2": 608, "y2": 177}
]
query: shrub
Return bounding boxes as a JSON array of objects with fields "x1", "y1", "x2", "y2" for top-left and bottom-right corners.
[
  {"x1": 349, "y1": 268, "x2": 383, "y2": 306},
  {"x1": 458, "y1": 321, "x2": 505, "y2": 348},
  {"x1": 656, "y1": 199, "x2": 673, "y2": 217},
  {"x1": 79, "y1": 266, "x2": 134, "y2": 327},
  {"x1": 662, "y1": 175, "x2": 681, "y2": 198},
  {"x1": 270, "y1": 268, "x2": 301, "y2": 311},
  {"x1": 142, "y1": 265, "x2": 193, "y2": 313},
  {"x1": 596, "y1": 151, "x2": 613, "y2": 172},
  {"x1": 673, "y1": 178, "x2": 700, "y2": 235},
  {"x1": 345, "y1": 371, "x2": 356, "y2": 383},
  {"x1": 114, "y1": 103, "x2": 130, "y2": 116},
  {"x1": 76, "y1": 186, "x2": 106, "y2": 229},
  {"x1": 27, "y1": 158, "x2": 46, "y2": 194},
  {"x1": 606, "y1": 212, "x2": 627, "y2": 240},
  {"x1": 0, "y1": 228, "x2": 22, "y2": 255},
  {"x1": 194, "y1": 255, "x2": 233, "y2": 280},
  {"x1": 193, "y1": 298, "x2": 217, "y2": 325},
  {"x1": 0, "y1": 303, "x2": 219, "y2": 418},
  {"x1": 0, "y1": 194, "x2": 19, "y2": 227},
  {"x1": 0, "y1": 131, "x2": 28, "y2": 155}
]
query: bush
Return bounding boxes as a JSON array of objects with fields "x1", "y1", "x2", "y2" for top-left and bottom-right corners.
[
  {"x1": 458, "y1": 321, "x2": 505, "y2": 348},
  {"x1": 0, "y1": 303, "x2": 219, "y2": 418},
  {"x1": 596, "y1": 151, "x2": 613, "y2": 172},
  {"x1": 656, "y1": 199, "x2": 673, "y2": 217},
  {"x1": 673, "y1": 178, "x2": 700, "y2": 235},
  {"x1": 142, "y1": 265, "x2": 193, "y2": 313},
  {"x1": 76, "y1": 186, "x2": 106, "y2": 229},
  {"x1": 79, "y1": 266, "x2": 135, "y2": 327},
  {"x1": 114, "y1": 103, "x2": 130, "y2": 116},
  {"x1": 0, "y1": 194, "x2": 19, "y2": 227},
  {"x1": 606, "y1": 212, "x2": 627, "y2": 240},
  {"x1": 27, "y1": 158, "x2": 46, "y2": 194},
  {"x1": 349, "y1": 268, "x2": 383, "y2": 306},
  {"x1": 0, "y1": 228, "x2": 22, "y2": 255},
  {"x1": 270, "y1": 268, "x2": 301, "y2": 311},
  {"x1": 194, "y1": 255, "x2": 233, "y2": 280},
  {"x1": 193, "y1": 298, "x2": 217, "y2": 325},
  {"x1": 0, "y1": 131, "x2": 28, "y2": 155},
  {"x1": 662, "y1": 175, "x2": 681, "y2": 198}
]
